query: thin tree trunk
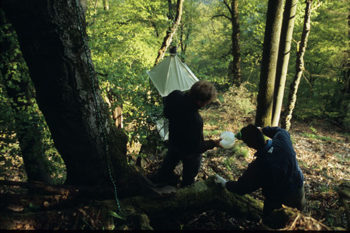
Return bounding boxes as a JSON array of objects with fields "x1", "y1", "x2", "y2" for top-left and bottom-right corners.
[
  {"x1": 272, "y1": 0, "x2": 298, "y2": 126},
  {"x1": 282, "y1": 0, "x2": 313, "y2": 130},
  {"x1": 231, "y1": 0, "x2": 241, "y2": 86},
  {"x1": 179, "y1": 23, "x2": 185, "y2": 58},
  {"x1": 0, "y1": 10, "x2": 52, "y2": 183},
  {"x1": 103, "y1": 0, "x2": 109, "y2": 11},
  {"x1": 255, "y1": 0, "x2": 284, "y2": 127},
  {"x1": 345, "y1": 9, "x2": 350, "y2": 94},
  {"x1": 220, "y1": 0, "x2": 242, "y2": 86},
  {"x1": 179, "y1": 22, "x2": 192, "y2": 62},
  {"x1": 154, "y1": 0, "x2": 184, "y2": 66}
]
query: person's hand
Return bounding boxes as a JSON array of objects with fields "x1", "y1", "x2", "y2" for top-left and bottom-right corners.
[
  {"x1": 213, "y1": 139, "x2": 223, "y2": 148},
  {"x1": 214, "y1": 174, "x2": 227, "y2": 187}
]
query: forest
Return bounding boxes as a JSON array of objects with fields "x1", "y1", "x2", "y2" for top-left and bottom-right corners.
[{"x1": 0, "y1": 0, "x2": 349, "y2": 230}]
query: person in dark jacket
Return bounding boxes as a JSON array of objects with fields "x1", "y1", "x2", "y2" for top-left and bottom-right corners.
[
  {"x1": 153, "y1": 80, "x2": 221, "y2": 187},
  {"x1": 215, "y1": 124, "x2": 306, "y2": 216}
]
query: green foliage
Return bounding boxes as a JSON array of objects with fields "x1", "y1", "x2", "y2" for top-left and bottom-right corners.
[
  {"x1": 184, "y1": 0, "x2": 267, "y2": 86},
  {"x1": 86, "y1": 0, "x2": 168, "y2": 145},
  {"x1": 86, "y1": 0, "x2": 349, "y2": 151},
  {"x1": 232, "y1": 144, "x2": 249, "y2": 158},
  {"x1": 0, "y1": 11, "x2": 65, "y2": 184},
  {"x1": 3, "y1": 0, "x2": 349, "y2": 184},
  {"x1": 300, "y1": 132, "x2": 338, "y2": 143},
  {"x1": 300, "y1": 126, "x2": 339, "y2": 142},
  {"x1": 221, "y1": 82, "x2": 256, "y2": 128},
  {"x1": 285, "y1": 0, "x2": 349, "y2": 126},
  {"x1": 239, "y1": 0, "x2": 267, "y2": 84},
  {"x1": 108, "y1": 210, "x2": 125, "y2": 220}
]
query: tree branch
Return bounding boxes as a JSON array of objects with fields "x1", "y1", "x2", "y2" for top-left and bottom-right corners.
[
  {"x1": 211, "y1": 14, "x2": 232, "y2": 21},
  {"x1": 223, "y1": 0, "x2": 233, "y2": 16}
]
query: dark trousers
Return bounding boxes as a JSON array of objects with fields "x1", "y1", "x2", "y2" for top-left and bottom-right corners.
[
  {"x1": 158, "y1": 145, "x2": 202, "y2": 186},
  {"x1": 263, "y1": 182, "x2": 306, "y2": 216}
]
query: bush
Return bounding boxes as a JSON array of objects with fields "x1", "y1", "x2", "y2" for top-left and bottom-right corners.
[{"x1": 220, "y1": 82, "x2": 256, "y2": 129}]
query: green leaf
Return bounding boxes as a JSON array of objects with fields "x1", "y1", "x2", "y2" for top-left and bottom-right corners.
[
  {"x1": 108, "y1": 210, "x2": 125, "y2": 220},
  {"x1": 218, "y1": 95, "x2": 224, "y2": 103},
  {"x1": 28, "y1": 202, "x2": 40, "y2": 210}
]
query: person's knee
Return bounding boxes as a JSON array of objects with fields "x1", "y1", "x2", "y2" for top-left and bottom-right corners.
[{"x1": 285, "y1": 185, "x2": 306, "y2": 211}]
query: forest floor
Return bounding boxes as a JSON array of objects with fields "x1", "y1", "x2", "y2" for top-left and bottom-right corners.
[{"x1": 1, "y1": 89, "x2": 349, "y2": 230}]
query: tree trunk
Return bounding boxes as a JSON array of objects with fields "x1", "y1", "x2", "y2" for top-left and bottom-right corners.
[
  {"x1": 0, "y1": 178, "x2": 263, "y2": 230},
  {"x1": 1, "y1": 0, "x2": 143, "y2": 190},
  {"x1": 220, "y1": 0, "x2": 242, "y2": 86},
  {"x1": 255, "y1": 0, "x2": 284, "y2": 127},
  {"x1": 0, "y1": 10, "x2": 52, "y2": 183},
  {"x1": 103, "y1": 0, "x2": 109, "y2": 11},
  {"x1": 154, "y1": 0, "x2": 184, "y2": 66},
  {"x1": 282, "y1": 0, "x2": 312, "y2": 131},
  {"x1": 345, "y1": 10, "x2": 350, "y2": 94},
  {"x1": 179, "y1": 22, "x2": 192, "y2": 62},
  {"x1": 272, "y1": 0, "x2": 298, "y2": 126},
  {"x1": 230, "y1": 0, "x2": 242, "y2": 86}
]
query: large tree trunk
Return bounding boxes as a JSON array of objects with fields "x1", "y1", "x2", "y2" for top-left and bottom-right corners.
[
  {"x1": 230, "y1": 0, "x2": 242, "y2": 86},
  {"x1": 0, "y1": 10, "x2": 52, "y2": 183},
  {"x1": 272, "y1": 0, "x2": 298, "y2": 126},
  {"x1": 282, "y1": 0, "x2": 312, "y2": 131},
  {"x1": 154, "y1": 0, "x2": 184, "y2": 66},
  {"x1": 1, "y1": 0, "x2": 143, "y2": 190},
  {"x1": 255, "y1": 0, "x2": 284, "y2": 127}
]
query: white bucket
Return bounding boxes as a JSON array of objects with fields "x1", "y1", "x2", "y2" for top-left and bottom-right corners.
[{"x1": 219, "y1": 131, "x2": 235, "y2": 149}]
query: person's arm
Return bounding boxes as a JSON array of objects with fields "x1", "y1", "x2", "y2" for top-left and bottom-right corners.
[
  {"x1": 186, "y1": 129, "x2": 219, "y2": 154},
  {"x1": 262, "y1": 126, "x2": 287, "y2": 139},
  {"x1": 198, "y1": 139, "x2": 220, "y2": 153},
  {"x1": 225, "y1": 159, "x2": 263, "y2": 195}
]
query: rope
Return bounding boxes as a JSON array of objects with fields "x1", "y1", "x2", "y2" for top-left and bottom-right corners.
[{"x1": 73, "y1": 0, "x2": 122, "y2": 214}]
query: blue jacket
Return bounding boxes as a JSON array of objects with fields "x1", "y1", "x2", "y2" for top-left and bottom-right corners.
[{"x1": 226, "y1": 127, "x2": 304, "y2": 200}]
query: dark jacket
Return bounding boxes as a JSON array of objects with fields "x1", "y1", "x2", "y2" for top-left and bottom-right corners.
[
  {"x1": 164, "y1": 90, "x2": 216, "y2": 154},
  {"x1": 226, "y1": 127, "x2": 304, "y2": 200}
]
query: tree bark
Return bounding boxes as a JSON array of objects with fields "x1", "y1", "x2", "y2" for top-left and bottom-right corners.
[
  {"x1": 282, "y1": 0, "x2": 312, "y2": 130},
  {"x1": 1, "y1": 0, "x2": 143, "y2": 190},
  {"x1": 255, "y1": 0, "x2": 284, "y2": 127},
  {"x1": 230, "y1": 0, "x2": 242, "y2": 86},
  {"x1": 272, "y1": 0, "x2": 298, "y2": 126},
  {"x1": 218, "y1": 0, "x2": 242, "y2": 86},
  {"x1": 154, "y1": 0, "x2": 184, "y2": 66},
  {"x1": 0, "y1": 10, "x2": 52, "y2": 183},
  {"x1": 344, "y1": 9, "x2": 350, "y2": 94},
  {"x1": 179, "y1": 22, "x2": 192, "y2": 62},
  {"x1": 103, "y1": 0, "x2": 109, "y2": 11}
]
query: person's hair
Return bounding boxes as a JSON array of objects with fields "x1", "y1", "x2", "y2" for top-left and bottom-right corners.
[
  {"x1": 189, "y1": 80, "x2": 217, "y2": 103},
  {"x1": 240, "y1": 124, "x2": 265, "y2": 150}
]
